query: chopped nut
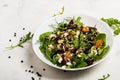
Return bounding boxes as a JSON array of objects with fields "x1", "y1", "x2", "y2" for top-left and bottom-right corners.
[
  {"x1": 64, "y1": 51, "x2": 72, "y2": 61},
  {"x1": 57, "y1": 31, "x2": 60, "y2": 35},
  {"x1": 76, "y1": 30, "x2": 80, "y2": 36},
  {"x1": 58, "y1": 40, "x2": 64, "y2": 44},
  {"x1": 48, "y1": 44, "x2": 54, "y2": 49}
]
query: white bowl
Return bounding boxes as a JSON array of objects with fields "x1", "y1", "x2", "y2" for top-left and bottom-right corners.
[{"x1": 32, "y1": 14, "x2": 113, "y2": 71}]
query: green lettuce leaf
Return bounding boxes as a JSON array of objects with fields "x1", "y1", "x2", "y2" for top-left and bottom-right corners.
[
  {"x1": 96, "y1": 33, "x2": 106, "y2": 46},
  {"x1": 94, "y1": 45, "x2": 110, "y2": 60}
]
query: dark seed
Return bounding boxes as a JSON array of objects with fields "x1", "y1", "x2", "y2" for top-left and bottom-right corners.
[
  {"x1": 73, "y1": 24, "x2": 78, "y2": 28},
  {"x1": 43, "y1": 68, "x2": 46, "y2": 71},
  {"x1": 39, "y1": 78, "x2": 41, "y2": 80},
  {"x1": 28, "y1": 70, "x2": 31, "y2": 72},
  {"x1": 9, "y1": 39, "x2": 11, "y2": 42},
  {"x1": 61, "y1": 59, "x2": 66, "y2": 65},
  {"x1": 14, "y1": 35, "x2": 16, "y2": 37},
  {"x1": 31, "y1": 77, "x2": 35, "y2": 80},
  {"x1": 19, "y1": 39, "x2": 22, "y2": 42},
  {"x1": 30, "y1": 65, "x2": 33, "y2": 68},
  {"x1": 64, "y1": 24, "x2": 67, "y2": 27},
  {"x1": 36, "y1": 72, "x2": 42, "y2": 77},
  {"x1": 21, "y1": 60, "x2": 23, "y2": 63},
  {"x1": 69, "y1": 20, "x2": 74, "y2": 24},
  {"x1": 87, "y1": 60, "x2": 94, "y2": 66},
  {"x1": 31, "y1": 71, "x2": 34, "y2": 73},
  {"x1": 14, "y1": 33, "x2": 16, "y2": 37},
  {"x1": 8, "y1": 56, "x2": 11, "y2": 59},
  {"x1": 63, "y1": 70, "x2": 66, "y2": 72},
  {"x1": 23, "y1": 28, "x2": 25, "y2": 30},
  {"x1": 25, "y1": 70, "x2": 27, "y2": 72}
]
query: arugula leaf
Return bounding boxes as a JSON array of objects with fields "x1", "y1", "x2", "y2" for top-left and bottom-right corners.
[
  {"x1": 74, "y1": 16, "x2": 83, "y2": 27},
  {"x1": 98, "y1": 74, "x2": 110, "y2": 80},
  {"x1": 7, "y1": 32, "x2": 34, "y2": 49},
  {"x1": 101, "y1": 17, "x2": 120, "y2": 35}
]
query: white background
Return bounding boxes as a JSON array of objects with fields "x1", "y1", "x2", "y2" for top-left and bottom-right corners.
[{"x1": 0, "y1": 0, "x2": 120, "y2": 80}]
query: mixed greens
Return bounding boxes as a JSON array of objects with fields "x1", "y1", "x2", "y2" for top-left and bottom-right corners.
[{"x1": 39, "y1": 16, "x2": 110, "y2": 69}]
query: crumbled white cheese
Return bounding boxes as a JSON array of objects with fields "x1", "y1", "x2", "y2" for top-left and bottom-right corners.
[
  {"x1": 57, "y1": 54, "x2": 63, "y2": 63},
  {"x1": 61, "y1": 65, "x2": 66, "y2": 69},
  {"x1": 66, "y1": 62, "x2": 72, "y2": 66},
  {"x1": 73, "y1": 61, "x2": 76, "y2": 65},
  {"x1": 58, "y1": 57, "x2": 63, "y2": 63},
  {"x1": 91, "y1": 46, "x2": 96, "y2": 50},
  {"x1": 77, "y1": 54, "x2": 82, "y2": 57},
  {"x1": 48, "y1": 44, "x2": 54, "y2": 49},
  {"x1": 75, "y1": 35, "x2": 78, "y2": 38},
  {"x1": 63, "y1": 32, "x2": 68, "y2": 37},
  {"x1": 64, "y1": 52, "x2": 67, "y2": 55},
  {"x1": 50, "y1": 34, "x2": 56, "y2": 38},
  {"x1": 70, "y1": 53, "x2": 73, "y2": 57},
  {"x1": 48, "y1": 47, "x2": 52, "y2": 51},
  {"x1": 89, "y1": 50, "x2": 98, "y2": 57},
  {"x1": 83, "y1": 35, "x2": 86, "y2": 38}
]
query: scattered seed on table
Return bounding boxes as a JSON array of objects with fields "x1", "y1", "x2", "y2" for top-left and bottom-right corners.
[
  {"x1": 36, "y1": 72, "x2": 42, "y2": 77},
  {"x1": 39, "y1": 78, "x2": 41, "y2": 80},
  {"x1": 23, "y1": 28, "x2": 25, "y2": 30},
  {"x1": 31, "y1": 71, "x2": 34, "y2": 73},
  {"x1": 31, "y1": 77, "x2": 35, "y2": 80},
  {"x1": 19, "y1": 39, "x2": 22, "y2": 42},
  {"x1": 8, "y1": 56, "x2": 11, "y2": 59},
  {"x1": 63, "y1": 70, "x2": 66, "y2": 72},
  {"x1": 25, "y1": 70, "x2": 27, "y2": 72},
  {"x1": 19, "y1": 37, "x2": 23, "y2": 42},
  {"x1": 43, "y1": 68, "x2": 46, "y2": 71},
  {"x1": 30, "y1": 65, "x2": 33, "y2": 68},
  {"x1": 28, "y1": 70, "x2": 31, "y2": 73},
  {"x1": 21, "y1": 60, "x2": 23, "y2": 63},
  {"x1": 9, "y1": 39, "x2": 11, "y2": 42},
  {"x1": 14, "y1": 33, "x2": 16, "y2": 37}
]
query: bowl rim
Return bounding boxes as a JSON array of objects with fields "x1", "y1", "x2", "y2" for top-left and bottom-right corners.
[{"x1": 32, "y1": 14, "x2": 113, "y2": 71}]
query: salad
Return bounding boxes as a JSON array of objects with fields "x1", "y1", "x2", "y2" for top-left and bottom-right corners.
[{"x1": 39, "y1": 16, "x2": 110, "y2": 69}]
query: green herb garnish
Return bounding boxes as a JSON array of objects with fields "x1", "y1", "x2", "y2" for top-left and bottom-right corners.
[
  {"x1": 53, "y1": 6, "x2": 64, "y2": 17},
  {"x1": 101, "y1": 18, "x2": 120, "y2": 35},
  {"x1": 7, "y1": 32, "x2": 34, "y2": 49},
  {"x1": 98, "y1": 74, "x2": 110, "y2": 80}
]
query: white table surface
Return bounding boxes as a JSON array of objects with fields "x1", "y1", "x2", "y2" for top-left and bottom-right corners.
[{"x1": 0, "y1": 0, "x2": 120, "y2": 80}]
